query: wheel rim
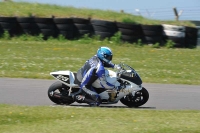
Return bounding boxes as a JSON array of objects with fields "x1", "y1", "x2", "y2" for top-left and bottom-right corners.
[
  {"x1": 125, "y1": 92, "x2": 144, "y2": 103},
  {"x1": 48, "y1": 87, "x2": 71, "y2": 104}
]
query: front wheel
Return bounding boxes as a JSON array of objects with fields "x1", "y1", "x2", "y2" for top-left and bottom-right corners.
[
  {"x1": 48, "y1": 81, "x2": 75, "y2": 105},
  {"x1": 120, "y1": 87, "x2": 149, "y2": 108}
]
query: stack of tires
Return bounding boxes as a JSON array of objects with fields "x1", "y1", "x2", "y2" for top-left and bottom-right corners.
[
  {"x1": 0, "y1": 17, "x2": 20, "y2": 36},
  {"x1": 185, "y1": 26, "x2": 198, "y2": 48},
  {"x1": 198, "y1": 26, "x2": 200, "y2": 47},
  {"x1": 116, "y1": 22, "x2": 143, "y2": 43},
  {"x1": 72, "y1": 17, "x2": 92, "y2": 39},
  {"x1": 91, "y1": 19, "x2": 118, "y2": 40},
  {"x1": 54, "y1": 18, "x2": 74, "y2": 40},
  {"x1": 162, "y1": 24, "x2": 185, "y2": 48},
  {"x1": 191, "y1": 21, "x2": 200, "y2": 47},
  {"x1": 141, "y1": 25, "x2": 163, "y2": 45},
  {"x1": 17, "y1": 17, "x2": 38, "y2": 36},
  {"x1": 34, "y1": 17, "x2": 57, "y2": 39},
  {"x1": 0, "y1": 19, "x2": 3, "y2": 36}
]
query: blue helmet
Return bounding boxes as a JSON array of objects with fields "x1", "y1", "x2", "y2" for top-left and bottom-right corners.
[{"x1": 97, "y1": 47, "x2": 113, "y2": 63}]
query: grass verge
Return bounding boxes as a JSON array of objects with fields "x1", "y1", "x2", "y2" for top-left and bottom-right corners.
[
  {"x1": 0, "y1": 104, "x2": 200, "y2": 133},
  {"x1": 0, "y1": 38, "x2": 200, "y2": 85}
]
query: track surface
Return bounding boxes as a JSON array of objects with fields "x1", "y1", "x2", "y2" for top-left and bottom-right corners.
[{"x1": 0, "y1": 78, "x2": 200, "y2": 110}]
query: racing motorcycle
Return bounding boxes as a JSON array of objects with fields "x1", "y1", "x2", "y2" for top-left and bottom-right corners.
[{"x1": 48, "y1": 63, "x2": 149, "y2": 107}]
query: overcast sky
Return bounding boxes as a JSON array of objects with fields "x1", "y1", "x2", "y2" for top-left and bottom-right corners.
[{"x1": 13, "y1": 0, "x2": 200, "y2": 20}]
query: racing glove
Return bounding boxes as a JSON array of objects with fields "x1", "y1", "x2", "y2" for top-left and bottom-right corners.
[{"x1": 114, "y1": 64, "x2": 121, "y2": 70}]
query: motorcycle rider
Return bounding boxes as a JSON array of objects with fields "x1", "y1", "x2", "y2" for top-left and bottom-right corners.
[{"x1": 75, "y1": 46, "x2": 121, "y2": 106}]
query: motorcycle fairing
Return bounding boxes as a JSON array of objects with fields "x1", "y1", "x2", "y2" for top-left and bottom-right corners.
[
  {"x1": 98, "y1": 79, "x2": 142, "y2": 102},
  {"x1": 50, "y1": 71, "x2": 79, "y2": 88},
  {"x1": 93, "y1": 69, "x2": 142, "y2": 102}
]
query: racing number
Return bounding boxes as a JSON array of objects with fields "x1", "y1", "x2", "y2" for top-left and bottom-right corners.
[{"x1": 56, "y1": 75, "x2": 69, "y2": 82}]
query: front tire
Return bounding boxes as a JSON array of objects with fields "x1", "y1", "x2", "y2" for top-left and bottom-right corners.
[
  {"x1": 48, "y1": 81, "x2": 74, "y2": 105},
  {"x1": 120, "y1": 87, "x2": 149, "y2": 107}
]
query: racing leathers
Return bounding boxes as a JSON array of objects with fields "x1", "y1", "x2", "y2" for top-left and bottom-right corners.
[{"x1": 76, "y1": 55, "x2": 115, "y2": 106}]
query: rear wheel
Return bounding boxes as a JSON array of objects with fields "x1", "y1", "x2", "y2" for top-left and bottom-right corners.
[
  {"x1": 120, "y1": 87, "x2": 149, "y2": 107},
  {"x1": 48, "y1": 81, "x2": 75, "y2": 105}
]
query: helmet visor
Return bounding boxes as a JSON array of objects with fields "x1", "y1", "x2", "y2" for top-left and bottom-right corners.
[{"x1": 105, "y1": 54, "x2": 112, "y2": 61}]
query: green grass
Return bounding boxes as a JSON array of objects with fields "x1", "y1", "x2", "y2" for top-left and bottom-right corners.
[
  {"x1": 0, "y1": 38, "x2": 200, "y2": 85},
  {"x1": 0, "y1": 1, "x2": 195, "y2": 26},
  {"x1": 0, "y1": 104, "x2": 200, "y2": 133}
]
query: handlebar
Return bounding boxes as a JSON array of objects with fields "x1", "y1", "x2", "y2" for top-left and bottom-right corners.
[
  {"x1": 115, "y1": 63, "x2": 137, "y2": 78},
  {"x1": 116, "y1": 63, "x2": 126, "y2": 78}
]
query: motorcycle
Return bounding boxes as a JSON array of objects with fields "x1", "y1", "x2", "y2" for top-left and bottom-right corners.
[{"x1": 48, "y1": 63, "x2": 149, "y2": 107}]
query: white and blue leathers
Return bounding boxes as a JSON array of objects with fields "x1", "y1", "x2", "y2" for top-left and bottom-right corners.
[
  {"x1": 76, "y1": 55, "x2": 115, "y2": 105},
  {"x1": 77, "y1": 55, "x2": 115, "y2": 89}
]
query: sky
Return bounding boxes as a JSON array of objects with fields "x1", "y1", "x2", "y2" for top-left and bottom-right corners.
[{"x1": 13, "y1": 0, "x2": 200, "y2": 20}]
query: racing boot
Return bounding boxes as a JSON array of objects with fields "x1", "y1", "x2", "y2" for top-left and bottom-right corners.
[
  {"x1": 74, "y1": 94, "x2": 86, "y2": 103},
  {"x1": 75, "y1": 86, "x2": 101, "y2": 106},
  {"x1": 74, "y1": 94, "x2": 100, "y2": 106}
]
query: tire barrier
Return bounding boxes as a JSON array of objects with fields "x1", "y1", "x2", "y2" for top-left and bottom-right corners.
[
  {"x1": 0, "y1": 21, "x2": 3, "y2": 35},
  {"x1": 191, "y1": 21, "x2": 200, "y2": 27},
  {"x1": 17, "y1": 17, "x2": 38, "y2": 36},
  {"x1": 141, "y1": 25, "x2": 163, "y2": 45},
  {"x1": 190, "y1": 21, "x2": 200, "y2": 47},
  {"x1": 198, "y1": 27, "x2": 200, "y2": 47},
  {"x1": 0, "y1": 16, "x2": 199, "y2": 48},
  {"x1": 91, "y1": 19, "x2": 118, "y2": 39},
  {"x1": 116, "y1": 22, "x2": 143, "y2": 43},
  {"x1": 72, "y1": 17, "x2": 92, "y2": 39},
  {"x1": 0, "y1": 17, "x2": 20, "y2": 36},
  {"x1": 162, "y1": 24, "x2": 186, "y2": 48},
  {"x1": 34, "y1": 17, "x2": 57, "y2": 39},
  {"x1": 197, "y1": 27, "x2": 200, "y2": 37},
  {"x1": 185, "y1": 26, "x2": 198, "y2": 48},
  {"x1": 53, "y1": 18, "x2": 74, "y2": 39},
  {"x1": 162, "y1": 24, "x2": 185, "y2": 32},
  {"x1": 198, "y1": 38, "x2": 200, "y2": 47}
]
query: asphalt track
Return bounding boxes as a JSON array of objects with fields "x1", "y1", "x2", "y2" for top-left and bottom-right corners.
[{"x1": 0, "y1": 78, "x2": 200, "y2": 110}]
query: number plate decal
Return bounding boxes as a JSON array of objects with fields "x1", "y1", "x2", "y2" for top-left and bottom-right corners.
[{"x1": 56, "y1": 75, "x2": 69, "y2": 82}]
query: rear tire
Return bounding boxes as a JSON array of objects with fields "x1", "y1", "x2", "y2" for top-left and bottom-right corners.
[
  {"x1": 120, "y1": 87, "x2": 149, "y2": 107},
  {"x1": 48, "y1": 81, "x2": 75, "y2": 105}
]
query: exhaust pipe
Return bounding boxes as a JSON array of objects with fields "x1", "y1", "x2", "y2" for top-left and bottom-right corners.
[{"x1": 52, "y1": 92, "x2": 73, "y2": 100}]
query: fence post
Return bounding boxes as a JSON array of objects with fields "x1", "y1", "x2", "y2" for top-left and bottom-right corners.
[{"x1": 173, "y1": 7, "x2": 179, "y2": 21}]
